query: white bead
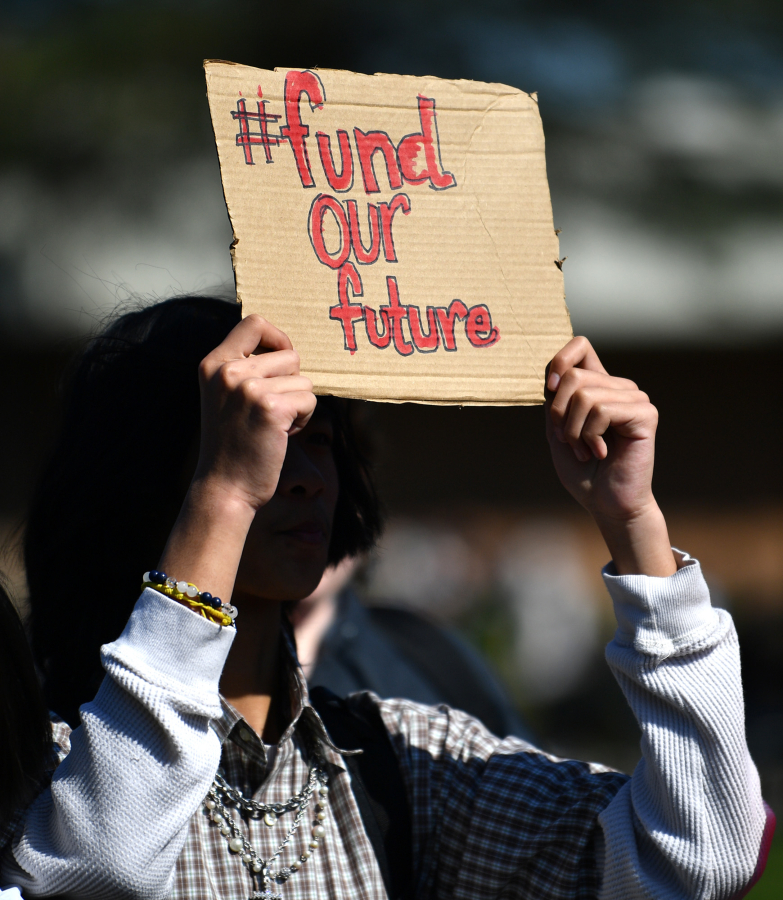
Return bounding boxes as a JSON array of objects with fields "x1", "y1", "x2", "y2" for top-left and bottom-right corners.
[
  {"x1": 211, "y1": 812, "x2": 224, "y2": 824},
  {"x1": 252, "y1": 860, "x2": 263, "y2": 873},
  {"x1": 264, "y1": 812, "x2": 277, "y2": 827},
  {"x1": 242, "y1": 853, "x2": 252, "y2": 864},
  {"x1": 290, "y1": 861, "x2": 300, "y2": 870},
  {"x1": 176, "y1": 581, "x2": 188, "y2": 594},
  {"x1": 205, "y1": 798, "x2": 216, "y2": 810},
  {"x1": 319, "y1": 785, "x2": 329, "y2": 796},
  {"x1": 316, "y1": 811, "x2": 326, "y2": 821},
  {"x1": 312, "y1": 824, "x2": 325, "y2": 838},
  {"x1": 143, "y1": 572, "x2": 150, "y2": 582},
  {"x1": 220, "y1": 825, "x2": 230, "y2": 836},
  {"x1": 229, "y1": 837, "x2": 244, "y2": 853},
  {"x1": 309, "y1": 840, "x2": 319, "y2": 849},
  {"x1": 185, "y1": 584, "x2": 199, "y2": 598},
  {"x1": 301, "y1": 850, "x2": 311, "y2": 860}
]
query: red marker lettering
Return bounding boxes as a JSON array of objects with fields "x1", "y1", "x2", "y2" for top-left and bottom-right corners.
[
  {"x1": 354, "y1": 129, "x2": 404, "y2": 194},
  {"x1": 308, "y1": 194, "x2": 351, "y2": 269},
  {"x1": 280, "y1": 70, "x2": 324, "y2": 188},
  {"x1": 383, "y1": 276, "x2": 414, "y2": 356},
  {"x1": 316, "y1": 130, "x2": 353, "y2": 192},
  {"x1": 378, "y1": 193, "x2": 411, "y2": 262},
  {"x1": 397, "y1": 96, "x2": 457, "y2": 191},
  {"x1": 329, "y1": 263, "x2": 365, "y2": 353},
  {"x1": 434, "y1": 299, "x2": 469, "y2": 351},
  {"x1": 364, "y1": 307, "x2": 392, "y2": 349},
  {"x1": 408, "y1": 305, "x2": 440, "y2": 353},
  {"x1": 346, "y1": 200, "x2": 382, "y2": 265},
  {"x1": 466, "y1": 304, "x2": 500, "y2": 347}
]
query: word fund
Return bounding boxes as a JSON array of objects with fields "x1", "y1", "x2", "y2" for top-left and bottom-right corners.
[{"x1": 230, "y1": 70, "x2": 500, "y2": 356}]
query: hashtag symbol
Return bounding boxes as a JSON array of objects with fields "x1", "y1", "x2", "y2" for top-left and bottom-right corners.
[{"x1": 231, "y1": 98, "x2": 282, "y2": 165}]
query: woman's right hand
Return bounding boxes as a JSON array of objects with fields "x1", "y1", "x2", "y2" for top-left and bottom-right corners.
[
  {"x1": 156, "y1": 315, "x2": 315, "y2": 602},
  {"x1": 193, "y1": 314, "x2": 317, "y2": 512}
]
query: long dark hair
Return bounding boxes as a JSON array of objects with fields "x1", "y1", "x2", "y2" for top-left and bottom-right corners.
[
  {"x1": 25, "y1": 296, "x2": 382, "y2": 726},
  {"x1": 0, "y1": 579, "x2": 53, "y2": 825}
]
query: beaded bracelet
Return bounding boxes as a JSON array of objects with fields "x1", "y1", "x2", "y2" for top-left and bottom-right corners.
[{"x1": 142, "y1": 570, "x2": 237, "y2": 628}]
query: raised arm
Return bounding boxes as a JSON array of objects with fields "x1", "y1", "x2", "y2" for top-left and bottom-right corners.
[
  {"x1": 546, "y1": 336, "x2": 772, "y2": 898},
  {"x1": 158, "y1": 313, "x2": 316, "y2": 599},
  {"x1": 545, "y1": 335, "x2": 675, "y2": 578}
]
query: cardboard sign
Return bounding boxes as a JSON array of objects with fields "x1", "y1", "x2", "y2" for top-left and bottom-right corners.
[{"x1": 205, "y1": 62, "x2": 572, "y2": 405}]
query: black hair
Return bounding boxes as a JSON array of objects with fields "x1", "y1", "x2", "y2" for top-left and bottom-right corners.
[
  {"x1": 25, "y1": 296, "x2": 382, "y2": 726},
  {"x1": 0, "y1": 579, "x2": 53, "y2": 825}
]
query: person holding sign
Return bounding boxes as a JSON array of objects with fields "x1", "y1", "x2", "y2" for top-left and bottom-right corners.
[{"x1": 2, "y1": 295, "x2": 772, "y2": 900}]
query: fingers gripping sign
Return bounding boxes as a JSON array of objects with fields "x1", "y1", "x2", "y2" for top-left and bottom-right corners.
[
  {"x1": 544, "y1": 337, "x2": 675, "y2": 576},
  {"x1": 195, "y1": 314, "x2": 317, "y2": 511}
]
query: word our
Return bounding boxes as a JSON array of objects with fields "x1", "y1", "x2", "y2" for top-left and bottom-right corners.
[
  {"x1": 308, "y1": 192, "x2": 410, "y2": 268},
  {"x1": 230, "y1": 70, "x2": 501, "y2": 355}
]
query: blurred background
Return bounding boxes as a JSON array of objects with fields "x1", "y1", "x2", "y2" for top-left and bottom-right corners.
[{"x1": 0, "y1": 0, "x2": 781, "y2": 891}]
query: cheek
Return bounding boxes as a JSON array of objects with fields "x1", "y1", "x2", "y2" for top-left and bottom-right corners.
[
  {"x1": 236, "y1": 521, "x2": 329, "y2": 601},
  {"x1": 324, "y1": 459, "x2": 340, "y2": 514}
]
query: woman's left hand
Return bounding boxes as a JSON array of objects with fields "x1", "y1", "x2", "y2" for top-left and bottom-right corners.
[{"x1": 545, "y1": 336, "x2": 677, "y2": 576}]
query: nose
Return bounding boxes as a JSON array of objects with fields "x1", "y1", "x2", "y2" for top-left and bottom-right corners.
[{"x1": 276, "y1": 435, "x2": 326, "y2": 498}]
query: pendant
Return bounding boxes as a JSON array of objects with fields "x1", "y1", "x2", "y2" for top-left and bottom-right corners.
[{"x1": 251, "y1": 869, "x2": 282, "y2": 899}]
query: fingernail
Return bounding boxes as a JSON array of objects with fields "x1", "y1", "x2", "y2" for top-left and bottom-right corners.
[{"x1": 547, "y1": 372, "x2": 561, "y2": 392}]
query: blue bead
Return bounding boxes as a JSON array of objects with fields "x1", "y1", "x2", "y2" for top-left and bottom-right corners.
[
  {"x1": 211, "y1": 596, "x2": 223, "y2": 609},
  {"x1": 149, "y1": 570, "x2": 166, "y2": 585},
  {"x1": 201, "y1": 592, "x2": 212, "y2": 605}
]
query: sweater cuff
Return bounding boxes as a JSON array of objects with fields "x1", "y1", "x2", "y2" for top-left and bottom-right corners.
[
  {"x1": 602, "y1": 549, "x2": 720, "y2": 657},
  {"x1": 101, "y1": 588, "x2": 235, "y2": 706}
]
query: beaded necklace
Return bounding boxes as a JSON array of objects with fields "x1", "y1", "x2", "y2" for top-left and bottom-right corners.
[{"x1": 204, "y1": 753, "x2": 329, "y2": 900}]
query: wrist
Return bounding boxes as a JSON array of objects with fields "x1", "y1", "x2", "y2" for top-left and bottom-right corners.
[
  {"x1": 157, "y1": 478, "x2": 257, "y2": 605},
  {"x1": 591, "y1": 501, "x2": 677, "y2": 577},
  {"x1": 187, "y1": 475, "x2": 260, "y2": 528}
]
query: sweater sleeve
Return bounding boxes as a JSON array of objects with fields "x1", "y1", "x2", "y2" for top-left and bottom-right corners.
[
  {"x1": 597, "y1": 550, "x2": 773, "y2": 900},
  {"x1": 2, "y1": 588, "x2": 234, "y2": 900}
]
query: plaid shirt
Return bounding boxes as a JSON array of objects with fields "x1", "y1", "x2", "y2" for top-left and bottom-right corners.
[{"x1": 171, "y1": 651, "x2": 628, "y2": 900}]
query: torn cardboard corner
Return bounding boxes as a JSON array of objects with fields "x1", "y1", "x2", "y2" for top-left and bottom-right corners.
[{"x1": 204, "y1": 62, "x2": 572, "y2": 405}]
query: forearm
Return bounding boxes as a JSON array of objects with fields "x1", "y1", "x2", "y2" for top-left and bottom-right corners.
[
  {"x1": 592, "y1": 501, "x2": 677, "y2": 577},
  {"x1": 3, "y1": 590, "x2": 234, "y2": 899},
  {"x1": 598, "y1": 552, "x2": 769, "y2": 899},
  {"x1": 158, "y1": 476, "x2": 256, "y2": 602}
]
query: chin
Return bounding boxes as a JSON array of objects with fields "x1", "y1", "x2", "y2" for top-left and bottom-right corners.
[{"x1": 235, "y1": 554, "x2": 329, "y2": 603}]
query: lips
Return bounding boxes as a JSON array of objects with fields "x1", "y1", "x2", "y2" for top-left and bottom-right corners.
[{"x1": 277, "y1": 520, "x2": 327, "y2": 545}]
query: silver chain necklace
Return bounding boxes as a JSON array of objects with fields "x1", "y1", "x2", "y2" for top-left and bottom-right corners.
[{"x1": 204, "y1": 755, "x2": 329, "y2": 900}]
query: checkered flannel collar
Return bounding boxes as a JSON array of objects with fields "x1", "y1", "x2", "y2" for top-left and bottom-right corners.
[{"x1": 211, "y1": 628, "x2": 352, "y2": 760}]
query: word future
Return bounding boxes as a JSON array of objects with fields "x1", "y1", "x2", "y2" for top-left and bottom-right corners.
[{"x1": 231, "y1": 69, "x2": 500, "y2": 356}]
